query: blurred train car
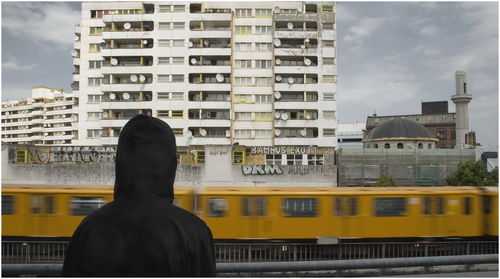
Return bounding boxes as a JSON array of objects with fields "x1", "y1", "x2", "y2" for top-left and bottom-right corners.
[
  {"x1": 1, "y1": 184, "x2": 194, "y2": 240},
  {"x1": 2, "y1": 184, "x2": 498, "y2": 242}
]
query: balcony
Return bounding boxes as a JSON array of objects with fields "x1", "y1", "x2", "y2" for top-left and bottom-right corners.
[
  {"x1": 45, "y1": 109, "x2": 74, "y2": 116},
  {"x1": 101, "y1": 109, "x2": 152, "y2": 121},
  {"x1": 274, "y1": 128, "x2": 318, "y2": 139},
  {"x1": 103, "y1": 74, "x2": 153, "y2": 85},
  {"x1": 102, "y1": 91, "x2": 152, "y2": 102},
  {"x1": 187, "y1": 127, "x2": 230, "y2": 138},
  {"x1": 104, "y1": 21, "x2": 154, "y2": 32},
  {"x1": 189, "y1": 22, "x2": 231, "y2": 38},
  {"x1": 189, "y1": 73, "x2": 230, "y2": 84}
]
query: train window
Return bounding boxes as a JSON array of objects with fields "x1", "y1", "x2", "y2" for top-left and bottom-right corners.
[
  {"x1": 422, "y1": 197, "x2": 431, "y2": 215},
  {"x1": 348, "y1": 198, "x2": 358, "y2": 216},
  {"x1": 437, "y1": 197, "x2": 446, "y2": 215},
  {"x1": 30, "y1": 196, "x2": 55, "y2": 214},
  {"x1": 31, "y1": 196, "x2": 41, "y2": 214},
  {"x1": 45, "y1": 196, "x2": 55, "y2": 214},
  {"x1": 462, "y1": 197, "x2": 472, "y2": 215},
  {"x1": 374, "y1": 198, "x2": 406, "y2": 217},
  {"x1": 208, "y1": 198, "x2": 227, "y2": 217},
  {"x1": 483, "y1": 196, "x2": 492, "y2": 215},
  {"x1": 283, "y1": 198, "x2": 317, "y2": 217},
  {"x1": 334, "y1": 198, "x2": 343, "y2": 216},
  {"x1": 2, "y1": 195, "x2": 15, "y2": 215},
  {"x1": 70, "y1": 197, "x2": 105, "y2": 216},
  {"x1": 241, "y1": 197, "x2": 267, "y2": 217}
]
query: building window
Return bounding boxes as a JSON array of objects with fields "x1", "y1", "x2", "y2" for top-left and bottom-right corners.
[
  {"x1": 437, "y1": 128, "x2": 447, "y2": 140},
  {"x1": 397, "y1": 143, "x2": 404, "y2": 149},
  {"x1": 2, "y1": 196, "x2": 14, "y2": 215},
  {"x1": 323, "y1": 22, "x2": 334, "y2": 30},
  {"x1": 157, "y1": 110, "x2": 183, "y2": 118},
  {"x1": 89, "y1": 43, "x2": 101, "y2": 53},
  {"x1": 235, "y1": 60, "x2": 252, "y2": 68},
  {"x1": 232, "y1": 151, "x2": 246, "y2": 165},
  {"x1": 385, "y1": 143, "x2": 391, "y2": 149},
  {"x1": 374, "y1": 198, "x2": 407, "y2": 217},
  {"x1": 286, "y1": 154, "x2": 303, "y2": 165},
  {"x1": 255, "y1": 42, "x2": 272, "y2": 51},
  {"x1": 89, "y1": 26, "x2": 103, "y2": 35},
  {"x1": 207, "y1": 198, "x2": 227, "y2": 217},
  {"x1": 235, "y1": 42, "x2": 252, "y2": 51},
  {"x1": 70, "y1": 197, "x2": 105, "y2": 216},
  {"x1": 158, "y1": 39, "x2": 170, "y2": 47},
  {"x1": 283, "y1": 198, "x2": 317, "y2": 217},
  {"x1": 235, "y1": 25, "x2": 252, "y2": 34},
  {"x1": 235, "y1": 8, "x2": 252, "y2": 17},
  {"x1": 234, "y1": 129, "x2": 252, "y2": 138},
  {"x1": 195, "y1": 151, "x2": 205, "y2": 165},
  {"x1": 173, "y1": 5, "x2": 185, "y2": 12},
  {"x1": 235, "y1": 112, "x2": 252, "y2": 120},
  {"x1": 322, "y1": 40, "x2": 334, "y2": 47},
  {"x1": 255, "y1": 25, "x2": 272, "y2": 34},
  {"x1": 15, "y1": 150, "x2": 28, "y2": 163},
  {"x1": 266, "y1": 154, "x2": 282, "y2": 165},
  {"x1": 323, "y1": 111, "x2": 336, "y2": 119},
  {"x1": 173, "y1": 22, "x2": 184, "y2": 29},
  {"x1": 323, "y1": 92, "x2": 335, "y2": 101},
  {"x1": 173, "y1": 40, "x2": 184, "y2": 47},
  {"x1": 241, "y1": 197, "x2": 267, "y2": 217},
  {"x1": 255, "y1": 60, "x2": 272, "y2": 69},
  {"x1": 418, "y1": 143, "x2": 423, "y2": 149},
  {"x1": 87, "y1": 112, "x2": 101, "y2": 121},
  {"x1": 323, "y1": 75, "x2": 337, "y2": 83},
  {"x1": 255, "y1": 9, "x2": 272, "y2": 17},
  {"x1": 158, "y1": 57, "x2": 170, "y2": 65},
  {"x1": 88, "y1": 95, "x2": 102, "y2": 104},
  {"x1": 234, "y1": 77, "x2": 252, "y2": 86},
  {"x1": 87, "y1": 129, "x2": 102, "y2": 138},
  {"x1": 88, "y1": 78, "x2": 101, "y2": 86},
  {"x1": 255, "y1": 77, "x2": 272, "y2": 86},
  {"x1": 463, "y1": 197, "x2": 472, "y2": 215},
  {"x1": 374, "y1": 143, "x2": 379, "y2": 149},
  {"x1": 255, "y1": 130, "x2": 272, "y2": 138},
  {"x1": 323, "y1": 58, "x2": 335, "y2": 65},
  {"x1": 89, "y1": 60, "x2": 102, "y2": 69},
  {"x1": 31, "y1": 196, "x2": 55, "y2": 214},
  {"x1": 321, "y1": 5, "x2": 335, "y2": 13},
  {"x1": 307, "y1": 154, "x2": 324, "y2": 165},
  {"x1": 255, "y1": 95, "x2": 272, "y2": 103},
  {"x1": 159, "y1": 22, "x2": 171, "y2": 30},
  {"x1": 323, "y1": 129, "x2": 336, "y2": 137}
]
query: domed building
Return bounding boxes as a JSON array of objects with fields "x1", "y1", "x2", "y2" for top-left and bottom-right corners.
[{"x1": 364, "y1": 118, "x2": 438, "y2": 149}]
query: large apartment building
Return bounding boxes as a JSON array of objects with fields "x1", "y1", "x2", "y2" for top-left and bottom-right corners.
[
  {"x1": 72, "y1": 1, "x2": 337, "y2": 169},
  {"x1": 1, "y1": 87, "x2": 79, "y2": 145}
]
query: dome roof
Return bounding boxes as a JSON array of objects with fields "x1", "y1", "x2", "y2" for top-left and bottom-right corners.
[{"x1": 366, "y1": 118, "x2": 436, "y2": 141}]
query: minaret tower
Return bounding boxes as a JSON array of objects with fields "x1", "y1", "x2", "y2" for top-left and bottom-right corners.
[{"x1": 451, "y1": 70, "x2": 472, "y2": 149}]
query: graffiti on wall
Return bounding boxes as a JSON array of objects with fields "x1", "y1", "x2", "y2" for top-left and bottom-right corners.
[
  {"x1": 242, "y1": 165, "x2": 283, "y2": 175},
  {"x1": 12, "y1": 146, "x2": 116, "y2": 164}
]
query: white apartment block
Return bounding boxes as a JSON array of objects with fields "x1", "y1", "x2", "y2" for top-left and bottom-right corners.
[
  {"x1": 72, "y1": 1, "x2": 337, "y2": 167},
  {"x1": 1, "y1": 87, "x2": 79, "y2": 145}
]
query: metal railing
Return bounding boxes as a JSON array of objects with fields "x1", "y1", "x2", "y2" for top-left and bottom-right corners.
[{"x1": 2, "y1": 241, "x2": 498, "y2": 264}]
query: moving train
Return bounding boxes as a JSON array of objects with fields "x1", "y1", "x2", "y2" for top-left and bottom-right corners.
[{"x1": 2, "y1": 184, "x2": 498, "y2": 242}]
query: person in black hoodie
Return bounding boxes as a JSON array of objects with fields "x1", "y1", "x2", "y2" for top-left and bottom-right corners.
[{"x1": 62, "y1": 115, "x2": 216, "y2": 276}]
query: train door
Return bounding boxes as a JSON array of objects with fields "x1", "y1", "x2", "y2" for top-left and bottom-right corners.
[
  {"x1": 422, "y1": 196, "x2": 446, "y2": 237},
  {"x1": 334, "y1": 197, "x2": 359, "y2": 238},
  {"x1": 240, "y1": 196, "x2": 267, "y2": 239},
  {"x1": 27, "y1": 195, "x2": 56, "y2": 237}
]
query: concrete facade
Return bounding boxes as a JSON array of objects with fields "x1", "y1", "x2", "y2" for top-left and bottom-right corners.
[{"x1": 451, "y1": 70, "x2": 472, "y2": 149}]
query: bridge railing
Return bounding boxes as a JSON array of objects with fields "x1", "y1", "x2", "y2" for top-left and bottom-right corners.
[{"x1": 2, "y1": 241, "x2": 498, "y2": 264}]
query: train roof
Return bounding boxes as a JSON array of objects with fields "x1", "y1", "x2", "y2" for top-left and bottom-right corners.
[
  {"x1": 199, "y1": 186, "x2": 483, "y2": 195},
  {"x1": 1, "y1": 184, "x2": 194, "y2": 195}
]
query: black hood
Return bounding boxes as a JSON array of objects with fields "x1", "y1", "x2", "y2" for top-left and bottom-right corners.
[{"x1": 114, "y1": 115, "x2": 177, "y2": 201}]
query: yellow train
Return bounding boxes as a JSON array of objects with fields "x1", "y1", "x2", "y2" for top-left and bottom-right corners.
[{"x1": 2, "y1": 184, "x2": 498, "y2": 241}]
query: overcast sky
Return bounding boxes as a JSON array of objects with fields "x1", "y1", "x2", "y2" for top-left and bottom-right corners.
[{"x1": 1, "y1": 2, "x2": 498, "y2": 148}]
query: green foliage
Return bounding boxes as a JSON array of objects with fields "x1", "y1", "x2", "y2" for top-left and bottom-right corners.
[
  {"x1": 446, "y1": 160, "x2": 498, "y2": 186},
  {"x1": 374, "y1": 175, "x2": 396, "y2": 187}
]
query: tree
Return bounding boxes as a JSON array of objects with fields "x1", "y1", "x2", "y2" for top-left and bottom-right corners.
[
  {"x1": 446, "y1": 160, "x2": 498, "y2": 186},
  {"x1": 374, "y1": 175, "x2": 396, "y2": 187}
]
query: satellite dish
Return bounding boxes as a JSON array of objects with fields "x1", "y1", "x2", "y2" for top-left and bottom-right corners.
[
  {"x1": 123, "y1": 92, "x2": 130, "y2": 100},
  {"x1": 124, "y1": 22, "x2": 131, "y2": 30},
  {"x1": 274, "y1": 112, "x2": 281, "y2": 119},
  {"x1": 188, "y1": 41, "x2": 194, "y2": 47},
  {"x1": 305, "y1": 113, "x2": 312, "y2": 120},
  {"x1": 44, "y1": 132, "x2": 49, "y2": 136},
  {"x1": 102, "y1": 111, "x2": 108, "y2": 118},
  {"x1": 204, "y1": 40, "x2": 210, "y2": 47},
  {"x1": 301, "y1": 45, "x2": 306, "y2": 49},
  {"x1": 186, "y1": 130, "x2": 193, "y2": 137},
  {"x1": 275, "y1": 75, "x2": 282, "y2": 82},
  {"x1": 200, "y1": 129, "x2": 207, "y2": 136},
  {"x1": 305, "y1": 38, "x2": 310, "y2": 43},
  {"x1": 225, "y1": 130, "x2": 231, "y2": 138},
  {"x1": 274, "y1": 91, "x2": 281, "y2": 99},
  {"x1": 191, "y1": 58, "x2": 197, "y2": 65},
  {"x1": 304, "y1": 58, "x2": 312, "y2": 66},
  {"x1": 216, "y1": 73, "x2": 224, "y2": 83},
  {"x1": 142, "y1": 40, "x2": 148, "y2": 45},
  {"x1": 274, "y1": 129, "x2": 281, "y2": 136},
  {"x1": 111, "y1": 58, "x2": 118, "y2": 65},
  {"x1": 139, "y1": 75, "x2": 146, "y2": 82},
  {"x1": 71, "y1": 115, "x2": 78, "y2": 122},
  {"x1": 281, "y1": 113, "x2": 289, "y2": 120},
  {"x1": 130, "y1": 75, "x2": 138, "y2": 82},
  {"x1": 275, "y1": 59, "x2": 281, "y2": 65},
  {"x1": 287, "y1": 22, "x2": 294, "y2": 30},
  {"x1": 5, "y1": 111, "x2": 9, "y2": 115},
  {"x1": 109, "y1": 93, "x2": 116, "y2": 100},
  {"x1": 300, "y1": 130, "x2": 307, "y2": 137},
  {"x1": 98, "y1": 130, "x2": 104, "y2": 136},
  {"x1": 273, "y1": 7, "x2": 280, "y2": 14},
  {"x1": 100, "y1": 41, "x2": 106, "y2": 48},
  {"x1": 74, "y1": 35, "x2": 79, "y2": 41},
  {"x1": 71, "y1": 50, "x2": 78, "y2": 57},
  {"x1": 298, "y1": 6, "x2": 303, "y2": 13},
  {"x1": 273, "y1": 38, "x2": 281, "y2": 47},
  {"x1": 288, "y1": 77, "x2": 295, "y2": 84}
]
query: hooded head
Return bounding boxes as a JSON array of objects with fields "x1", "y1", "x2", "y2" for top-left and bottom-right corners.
[{"x1": 114, "y1": 115, "x2": 177, "y2": 202}]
